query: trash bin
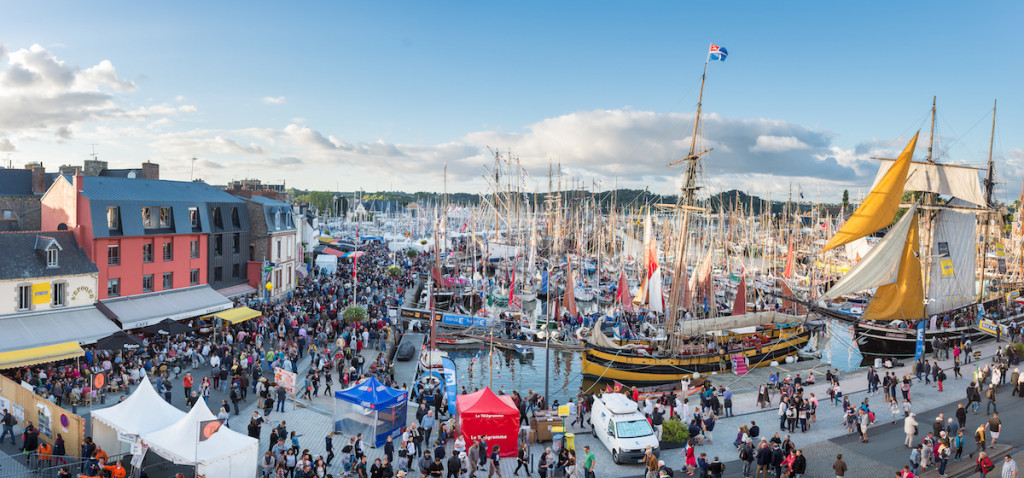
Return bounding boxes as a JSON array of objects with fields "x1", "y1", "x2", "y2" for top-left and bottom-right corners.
[
  {"x1": 874, "y1": 358, "x2": 883, "y2": 369},
  {"x1": 565, "y1": 433, "x2": 575, "y2": 451},
  {"x1": 552, "y1": 434, "x2": 563, "y2": 454}
]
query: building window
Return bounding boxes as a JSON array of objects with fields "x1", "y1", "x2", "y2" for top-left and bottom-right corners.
[
  {"x1": 108, "y1": 278, "x2": 120, "y2": 297},
  {"x1": 274, "y1": 210, "x2": 281, "y2": 229},
  {"x1": 232, "y1": 264, "x2": 240, "y2": 278},
  {"x1": 190, "y1": 268, "x2": 200, "y2": 285},
  {"x1": 214, "y1": 235, "x2": 223, "y2": 256},
  {"x1": 287, "y1": 265, "x2": 292, "y2": 287},
  {"x1": 108, "y1": 245, "x2": 120, "y2": 265},
  {"x1": 189, "y1": 207, "x2": 200, "y2": 228},
  {"x1": 143, "y1": 243, "x2": 154, "y2": 262},
  {"x1": 232, "y1": 234, "x2": 240, "y2": 253},
  {"x1": 231, "y1": 208, "x2": 240, "y2": 228},
  {"x1": 17, "y1": 285, "x2": 31, "y2": 311},
  {"x1": 287, "y1": 237, "x2": 293, "y2": 259},
  {"x1": 275, "y1": 240, "x2": 281, "y2": 260},
  {"x1": 190, "y1": 240, "x2": 200, "y2": 258},
  {"x1": 141, "y1": 207, "x2": 155, "y2": 228},
  {"x1": 159, "y1": 207, "x2": 172, "y2": 227},
  {"x1": 163, "y1": 242, "x2": 173, "y2": 261},
  {"x1": 47, "y1": 248, "x2": 59, "y2": 268},
  {"x1": 107, "y1": 206, "x2": 120, "y2": 229},
  {"x1": 212, "y1": 207, "x2": 223, "y2": 229},
  {"x1": 163, "y1": 272, "x2": 173, "y2": 290},
  {"x1": 142, "y1": 274, "x2": 154, "y2": 292},
  {"x1": 214, "y1": 267, "x2": 223, "y2": 282},
  {"x1": 52, "y1": 282, "x2": 66, "y2": 307},
  {"x1": 2, "y1": 210, "x2": 14, "y2": 220}
]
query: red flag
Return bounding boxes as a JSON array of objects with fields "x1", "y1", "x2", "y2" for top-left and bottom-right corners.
[
  {"x1": 616, "y1": 271, "x2": 635, "y2": 313},
  {"x1": 732, "y1": 274, "x2": 747, "y2": 316},
  {"x1": 779, "y1": 279, "x2": 806, "y2": 315}
]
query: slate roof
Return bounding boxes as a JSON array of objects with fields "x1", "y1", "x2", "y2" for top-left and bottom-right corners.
[
  {"x1": 0, "y1": 231, "x2": 98, "y2": 280},
  {"x1": 78, "y1": 176, "x2": 244, "y2": 203},
  {"x1": 0, "y1": 169, "x2": 35, "y2": 196},
  {"x1": 247, "y1": 195, "x2": 296, "y2": 232}
]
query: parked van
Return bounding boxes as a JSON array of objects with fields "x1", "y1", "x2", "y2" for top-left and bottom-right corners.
[{"x1": 589, "y1": 393, "x2": 659, "y2": 463}]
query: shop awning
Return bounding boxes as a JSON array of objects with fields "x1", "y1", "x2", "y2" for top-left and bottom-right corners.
[
  {"x1": 0, "y1": 341, "x2": 85, "y2": 369},
  {"x1": 203, "y1": 307, "x2": 262, "y2": 324},
  {"x1": 0, "y1": 305, "x2": 121, "y2": 354},
  {"x1": 341, "y1": 251, "x2": 365, "y2": 259},
  {"x1": 101, "y1": 285, "x2": 232, "y2": 330},
  {"x1": 322, "y1": 247, "x2": 344, "y2": 257},
  {"x1": 217, "y1": 283, "x2": 257, "y2": 298}
]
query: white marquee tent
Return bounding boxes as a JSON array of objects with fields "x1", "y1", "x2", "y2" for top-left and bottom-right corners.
[
  {"x1": 91, "y1": 378, "x2": 186, "y2": 456},
  {"x1": 140, "y1": 397, "x2": 258, "y2": 478}
]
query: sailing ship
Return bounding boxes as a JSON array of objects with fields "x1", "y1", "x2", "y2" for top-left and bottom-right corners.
[
  {"x1": 580, "y1": 44, "x2": 812, "y2": 385},
  {"x1": 815, "y1": 99, "x2": 1007, "y2": 361}
]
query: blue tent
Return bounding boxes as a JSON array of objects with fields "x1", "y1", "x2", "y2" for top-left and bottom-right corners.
[{"x1": 334, "y1": 377, "x2": 408, "y2": 447}]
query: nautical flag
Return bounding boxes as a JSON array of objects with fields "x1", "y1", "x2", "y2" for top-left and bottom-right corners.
[{"x1": 709, "y1": 44, "x2": 728, "y2": 61}]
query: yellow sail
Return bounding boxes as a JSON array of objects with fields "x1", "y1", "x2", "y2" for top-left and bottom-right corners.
[
  {"x1": 862, "y1": 211, "x2": 924, "y2": 320},
  {"x1": 822, "y1": 132, "x2": 919, "y2": 252}
]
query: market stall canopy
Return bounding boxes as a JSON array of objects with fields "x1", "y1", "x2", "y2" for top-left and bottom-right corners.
[
  {"x1": 0, "y1": 341, "x2": 84, "y2": 369},
  {"x1": 141, "y1": 397, "x2": 258, "y2": 478},
  {"x1": 202, "y1": 307, "x2": 261, "y2": 325},
  {"x1": 92, "y1": 377, "x2": 186, "y2": 446}
]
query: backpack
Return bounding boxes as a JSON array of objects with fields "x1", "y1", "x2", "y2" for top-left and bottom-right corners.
[{"x1": 739, "y1": 447, "x2": 752, "y2": 461}]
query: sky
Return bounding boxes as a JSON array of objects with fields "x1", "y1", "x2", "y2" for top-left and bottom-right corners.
[{"x1": 1, "y1": 1, "x2": 1023, "y2": 202}]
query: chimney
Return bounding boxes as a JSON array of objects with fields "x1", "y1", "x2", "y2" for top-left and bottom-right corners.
[
  {"x1": 141, "y1": 161, "x2": 159, "y2": 180},
  {"x1": 75, "y1": 172, "x2": 84, "y2": 192},
  {"x1": 83, "y1": 159, "x2": 107, "y2": 176},
  {"x1": 59, "y1": 164, "x2": 82, "y2": 176},
  {"x1": 30, "y1": 165, "x2": 46, "y2": 194}
]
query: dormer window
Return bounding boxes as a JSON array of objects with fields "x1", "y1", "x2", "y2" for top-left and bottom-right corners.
[
  {"x1": 274, "y1": 210, "x2": 281, "y2": 229},
  {"x1": 107, "y1": 207, "x2": 120, "y2": 229},
  {"x1": 47, "y1": 248, "x2": 59, "y2": 268},
  {"x1": 189, "y1": 207, "x2": 200, "y2": 228},
  {"x1": 159, "y1": 207, "x2": 172, "y2": 227},
  {"x1": 231, "y1": 208, "x2": 240, "y2": 228}
]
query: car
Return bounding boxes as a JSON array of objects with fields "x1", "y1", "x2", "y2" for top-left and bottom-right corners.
[
  {"x1": 396, "y1": 342, "x2": 416, "y2": 361},
  {"x1": 590, "y1": 393, "x2": 659, "y2": 464}
]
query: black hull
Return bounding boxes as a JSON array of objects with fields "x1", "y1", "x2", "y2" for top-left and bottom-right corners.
[{"x1": 855, "y1": 323, "x2": 986, "y2": 363}]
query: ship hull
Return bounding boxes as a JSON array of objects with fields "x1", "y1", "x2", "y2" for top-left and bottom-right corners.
[
  {"x1": 855, "y1": 322, "x2": 986, "y2": 362},
  {"x1": 581, "y1": 327, "x2": 811, "y2": 386}
]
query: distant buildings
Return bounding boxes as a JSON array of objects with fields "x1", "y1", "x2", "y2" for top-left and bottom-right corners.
[{"x1": 244, "y1": 195, "x2": 298, "y2": 297}]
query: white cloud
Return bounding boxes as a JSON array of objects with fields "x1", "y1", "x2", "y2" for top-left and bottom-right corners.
[
  {"x1": 262, "y1": 96, "x2": 286, "y2": 105},
  {"x1": 0, "y1": 137, "x2": 15, "y2": 152},
  {"x1": 750, "y1": 135, "x2": 810, "y2": 153}
]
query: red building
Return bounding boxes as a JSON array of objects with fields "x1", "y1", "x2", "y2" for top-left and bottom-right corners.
[{"x1": 41, "y1": 175, "x2": 234, "y2": 329}]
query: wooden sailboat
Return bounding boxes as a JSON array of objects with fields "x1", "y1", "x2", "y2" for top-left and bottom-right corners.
[
  {"x1": 816, "y1": 100, "x2": 1008, "y2": 361},
  {"x1": 581, "y1": 44, "x2": 811, "y2": 385}
]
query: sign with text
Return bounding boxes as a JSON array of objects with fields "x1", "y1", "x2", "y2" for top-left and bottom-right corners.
[{"x1": 274, "y1": 367, "x2": 297, "y2": 396}]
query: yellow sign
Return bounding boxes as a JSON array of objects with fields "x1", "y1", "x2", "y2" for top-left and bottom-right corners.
[
  {"x1": 978, "y1": 320, "x2": 1005, "y2": 337},
  {"x1": 996, "y1": 243, "x2": 1005, "y2": 257},
  {"x1": 31, "y1": 282, "x2": 50, "y2": 305},
  {"x1": 939, "y1": 259, "x2": 955, "y2": 276},
  {"x1": 1008, "y1": 290, "x2": 1021, "y2": 305}
]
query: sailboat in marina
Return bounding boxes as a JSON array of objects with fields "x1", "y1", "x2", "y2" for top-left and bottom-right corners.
[
  {"x1": 815, "y1": 99, "x2": 1008, "y2": 361},
  {"x1": 580, "y1": 44, "x2": 811, "y2": 385}
]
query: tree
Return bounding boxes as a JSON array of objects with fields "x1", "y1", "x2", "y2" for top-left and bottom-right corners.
[
  {"x1": 386, "y1": 265, "x2": 402, "y2": 277},
  {"x1": 343, "y1": 306, "x2": 368, "y2": 323},
  {"x1": 842, "y1": 189, "x2": 849, "y2": 209}
]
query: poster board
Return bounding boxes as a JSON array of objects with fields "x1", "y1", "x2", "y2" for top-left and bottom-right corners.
[{"x1": 0, "y1": 375, "x2": 84, "y2": 455}]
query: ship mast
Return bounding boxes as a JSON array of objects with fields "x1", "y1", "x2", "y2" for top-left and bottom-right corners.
[
  {"x1": 665, "y1": 44, "x2": 716, "y2": 350},
  {"x1": 979, "y1": 100, "x2": 997, "y2": 302},
  {"x1": 922, "y1": 97, "x2": 936, "y2": 319}
]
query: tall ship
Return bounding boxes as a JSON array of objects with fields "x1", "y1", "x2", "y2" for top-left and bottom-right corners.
[
  {"x1": 815, "y1": 99, "x2": 1008, "y2": 361},
  {"x1": 580, "y1": 44, "x2": 812, "y2": 385}
]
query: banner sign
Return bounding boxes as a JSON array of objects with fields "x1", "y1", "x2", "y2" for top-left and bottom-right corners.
[{"x1": 440, "y1": 357, "x2": 458, "y2": 416}]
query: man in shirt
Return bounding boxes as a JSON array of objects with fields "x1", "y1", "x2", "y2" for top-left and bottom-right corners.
[
  {"x1": 421, "y1": 410, "x2": 436, "y2": 445},
  {"x1": 1003, "y1": 456, "x2": 1018, "y2": 478},
  {"x1": 583, "y1": 446, "x2": 596, "y2": 478},
  {"x1": 832, "y1": 454, "x2": 847, "y2": 478},
  {"x1": 488, "y1": 445, "x2": 502, "y2": 478},
  {"x1": 429, "y1": 456, "x2": 445, "y2": 478}
]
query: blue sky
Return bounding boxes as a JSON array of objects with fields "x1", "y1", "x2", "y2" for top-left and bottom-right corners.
[{"x1": 1, "y1": 1, "x2": 1022, "y2": 201}]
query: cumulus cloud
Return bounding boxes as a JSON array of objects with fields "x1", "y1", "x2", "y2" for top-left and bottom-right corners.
[
  {"x1": 0, "y1": 138, "x2": 15, "y2": 152},
  {"x1": 263, "y1": 96, "x2": 286, "y2": 104},
  {"x1": 0, "y1": 43, "x2": 191, "y2": 141},
  {"x1": 750, "y1": 135, "x2": 810, "y2": 153}
]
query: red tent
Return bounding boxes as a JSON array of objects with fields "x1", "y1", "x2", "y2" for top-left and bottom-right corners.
[{"x1": 456, "y1": 388, "x2": 519, "y2": 457}]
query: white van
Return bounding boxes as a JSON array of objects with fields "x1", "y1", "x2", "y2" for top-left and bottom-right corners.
[{"x1": 589, "y1": 393, "x2": 659, "y2": 463}]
